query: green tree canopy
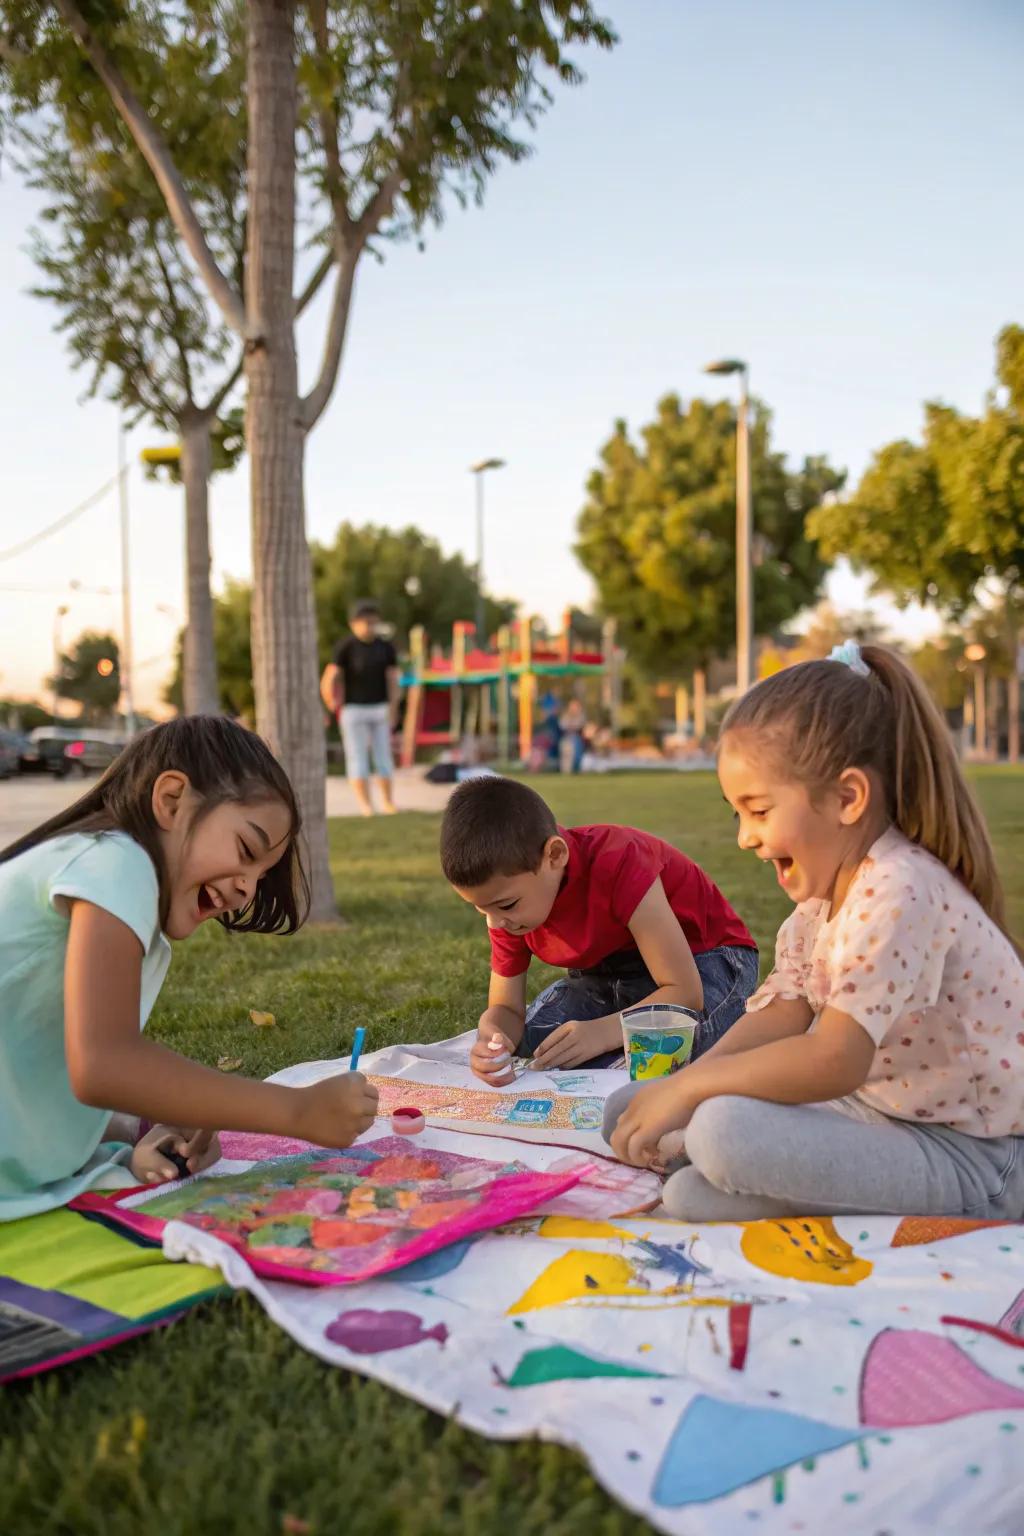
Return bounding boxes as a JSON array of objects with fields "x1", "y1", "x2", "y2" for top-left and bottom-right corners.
[
  {"x1": 312, "y1": 522, "x2": 517, "y2": 663},
  {"x1": 807, "y1": 323, "x2": 1024, "y2": 756},
  {"x1": 166, "y1": 524, "x2": 518, "y2": 715},
  {"x1": 166, "y1": 577, "x2": 254, "y2": 720},
  {"x1": 2, "y1": 0, "x2": 616, "y2": 919},
  {"x1": 50, "y1": 631, "x2": 120, "y2": 719},
  {"x1": 576, "y1": 394, "x2": 844, "y2": 676}
]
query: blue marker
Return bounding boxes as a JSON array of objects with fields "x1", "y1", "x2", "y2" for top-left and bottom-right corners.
[{"x1": 349, "y1": 1026, "x2": 366, "y2": 1073}]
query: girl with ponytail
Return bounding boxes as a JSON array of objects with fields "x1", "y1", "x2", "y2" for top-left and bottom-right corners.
[{"x1": 605, "y1": 644, "x2": 1024, "y2": 1222}]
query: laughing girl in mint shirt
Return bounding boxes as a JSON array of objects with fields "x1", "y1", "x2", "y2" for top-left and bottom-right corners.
[{"x1": 0, "y1": 716, "x2": 378, "y2": 1220}]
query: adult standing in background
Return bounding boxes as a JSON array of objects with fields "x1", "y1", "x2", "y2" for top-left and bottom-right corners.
[{"x1": 320, "y1": 600, "x2": 400, "y2": 816}]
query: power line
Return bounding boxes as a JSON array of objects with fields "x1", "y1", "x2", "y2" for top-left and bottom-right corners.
[{"x1": 0, "y1": 473, "x2": 121, "y2": 564}]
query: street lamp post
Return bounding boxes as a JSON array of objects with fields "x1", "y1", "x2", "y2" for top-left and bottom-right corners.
[
  {"x1": 964, "y1": 643, "x2": 987, "y2": 757},
  {"x1": 704, "y1": 358, "x2": 753, "y2": 694},
  {"x1": 469, "y1": 458, "x2": 506, "y2": 648}
]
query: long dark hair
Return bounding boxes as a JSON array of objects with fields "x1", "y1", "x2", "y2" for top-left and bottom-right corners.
[
  {"x1": 719, "y1": 646, "x2": 1008, "y2": 935},
  {"x1": 0, "y1": 716, "x2": 310, "y2": 934}
]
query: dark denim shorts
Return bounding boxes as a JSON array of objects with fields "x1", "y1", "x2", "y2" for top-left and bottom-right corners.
[{"x1": 521, "y1": 943, "x2": 759, "y2": 1068}]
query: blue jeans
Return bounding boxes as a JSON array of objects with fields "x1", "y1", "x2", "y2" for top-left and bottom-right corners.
[{"x1": 521, "y1": 944, "x2": 759, "y2": 1068}]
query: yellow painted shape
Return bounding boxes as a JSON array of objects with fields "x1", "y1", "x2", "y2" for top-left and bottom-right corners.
[
  {"x1": 508, "y1": 1251, "x2": 653, "y2": 1314},
  {"x1": 740, "y1": 1217, "x2": 873, "y2": 1286},
  {"x1": 633, "y1": 1052, "x2": 682, "y2": 1081},
  {"x1": 537, "y1": 1216, "x2": 635, "y2": 1241}
]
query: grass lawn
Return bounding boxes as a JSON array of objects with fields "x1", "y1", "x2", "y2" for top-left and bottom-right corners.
[{"x1": 2, "y1": 768, "x2": 1021, "y2": 1536}]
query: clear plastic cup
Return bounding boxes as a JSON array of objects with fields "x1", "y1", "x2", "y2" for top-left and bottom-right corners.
[{"x1": 620, "y1": 1002, "x2": 700, "y2": 1081}]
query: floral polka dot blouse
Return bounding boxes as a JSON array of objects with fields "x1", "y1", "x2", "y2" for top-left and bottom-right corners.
[{"x1": 746, "y1": 828, "x2": 1024, "y2": 1136}]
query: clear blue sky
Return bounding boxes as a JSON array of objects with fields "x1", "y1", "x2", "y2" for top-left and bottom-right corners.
[{"x1": 1, "y1": 0, "x2": 1022, "y2": 708}]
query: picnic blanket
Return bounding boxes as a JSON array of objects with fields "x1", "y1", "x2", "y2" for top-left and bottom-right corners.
[
  {"x1": 0, "y1": 1205, "x2": 224, "y2": 1384},
  {"x1": 151, "y1": 1036, "x2": 1024, "y2": 1535}
]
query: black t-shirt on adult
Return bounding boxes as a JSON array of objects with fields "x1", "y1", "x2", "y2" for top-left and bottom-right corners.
[{"x1": 332, "y1": 635, "x2": 398, "y2": 706}]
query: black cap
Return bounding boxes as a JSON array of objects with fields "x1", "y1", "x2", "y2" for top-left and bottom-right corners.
[{"x1": 350, "y1": 599, "x2": 381, "y2": 621}]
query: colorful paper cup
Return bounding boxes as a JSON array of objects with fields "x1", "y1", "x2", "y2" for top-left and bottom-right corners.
[{"x1": 620, "y1": 1003, "x2": 699, "y2": 1081}]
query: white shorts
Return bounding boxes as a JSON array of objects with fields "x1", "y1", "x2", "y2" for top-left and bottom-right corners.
[{"x1": 340, "y1": 703, "x2": 393, "y2": 780}]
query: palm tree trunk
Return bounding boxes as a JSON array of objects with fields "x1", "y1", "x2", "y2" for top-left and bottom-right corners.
[
  {"x1": 178, "y1": 409, "x2": 220, "y2": 716},
  {"x1": 245, "y1": 0, "x2": 334, "y2": 920}
]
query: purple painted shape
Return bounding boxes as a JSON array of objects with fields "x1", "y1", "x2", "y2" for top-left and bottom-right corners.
[
  {"x1": 325, "y1": 1308, "x2": 449, "y2": 1354},
  {"x1": 0, "y1": 1275, "x2": 125, "y2": 1334}
]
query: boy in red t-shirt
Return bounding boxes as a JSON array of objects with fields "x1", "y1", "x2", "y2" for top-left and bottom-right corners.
[{"x1": 440, "y1": 777, "x2": 758, "y2": 1083}]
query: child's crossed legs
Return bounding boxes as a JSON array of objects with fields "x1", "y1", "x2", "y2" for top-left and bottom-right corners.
[{"x1": 602, "y1": 1087, "x2": 1024, "y2": 1220}]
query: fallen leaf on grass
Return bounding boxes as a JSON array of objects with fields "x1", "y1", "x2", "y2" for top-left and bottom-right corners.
[
  {"x1": 249, "y1": 1010, "x2": 277, "y2": 1028},
  {"x1": 217, "y1": 1056, "x2": 244, "y2": 1073}
]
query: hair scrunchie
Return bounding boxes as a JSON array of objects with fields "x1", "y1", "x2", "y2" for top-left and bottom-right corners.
[{"x1": 828, "y1": 639, "x2": 870, "y2": 677}]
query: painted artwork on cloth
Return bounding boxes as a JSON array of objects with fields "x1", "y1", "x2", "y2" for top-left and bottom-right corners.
[
  {"x1": 367, "y1": 1074, "x2": 606, "y2": 1148},
  {"x1": 72, "y1": 1138, "x2": 585, "y2": 1288},
  {"x1": 160, "y1": 1107, "x2": 1024, "y2": 1535}
]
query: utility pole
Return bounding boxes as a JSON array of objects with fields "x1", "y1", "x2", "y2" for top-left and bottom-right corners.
[
  {"x1": 118, "y1": 428, "x2": 136, "y2": 736},
  {"x1": 704, "y1": 358, "x2": 754, "y2": 692}
]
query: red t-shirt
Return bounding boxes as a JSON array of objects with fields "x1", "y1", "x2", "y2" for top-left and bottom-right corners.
[{"x1": 488, "y1": 823, "x2": 755, "y2": 978}]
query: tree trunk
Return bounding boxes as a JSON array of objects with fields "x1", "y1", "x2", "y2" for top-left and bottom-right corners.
[
  {"x1": 178, "y1": 409, "x2": 220, "y2": 716},
  {"x1": 245, "y1": 0, "x2": 335, "y2": 921}
]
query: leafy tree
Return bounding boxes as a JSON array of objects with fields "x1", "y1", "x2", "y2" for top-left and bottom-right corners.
[
  {"x1": 3, "y1": 0, "x2": 616, "y2": 918},
  {"x1": 0, "y1": 699, "x2": 53, "y2": 732},
  {"x1": 312, "y1": 523, "x2": 516, "y2": 664},
  {"x1": 910, "y1": 635, "x2": 969, "y2": 716},
  {"x1": 807, "y1": 324, "x2": 1024, "y2": 759},
  {"x1": 165, "y1": 577, "x2": 255, "y2": 721},
  {"x1": 7, "y1": 11, "x2": 247, "y2": 716},
  {"x1": 576, "y1": 394, "x2": 843, "y2": 678},
  {"x1": 50, "y1": 631, "x2": 120, "y2": 720},
  {"x1": 166, "y1": 526, "x2": 517, "y2": 713}
]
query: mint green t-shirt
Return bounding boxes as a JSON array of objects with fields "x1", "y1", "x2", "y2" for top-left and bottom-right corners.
[{"x1": 0, "y1": 831, "x2": 172, "y2": 1220}]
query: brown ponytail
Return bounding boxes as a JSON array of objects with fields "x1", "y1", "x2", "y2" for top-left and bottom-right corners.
[{"x1": 720, "y1": 645, "x2": 1009, "y2": 934}]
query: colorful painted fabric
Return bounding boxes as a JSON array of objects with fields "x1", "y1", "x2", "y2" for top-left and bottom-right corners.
[
  {"x1": 73, "y1": 1138, "x2": 586, "y2": 1287},
  {"x1": 155, "y1": 1052, "x2": 1024, "y2": 1536},
  {"x1": 0, "y1": 1205, "x2": 224, "y2": 1384}
]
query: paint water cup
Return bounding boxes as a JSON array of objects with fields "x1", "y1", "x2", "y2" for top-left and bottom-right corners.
[{"x1": 620, "y1": 1002, "x2": 700, "y2": 1081}]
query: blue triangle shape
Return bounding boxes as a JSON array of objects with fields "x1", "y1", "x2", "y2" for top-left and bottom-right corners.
[{"x1": 654, "y1": 1394, "x2": 860, "y2": 1506}]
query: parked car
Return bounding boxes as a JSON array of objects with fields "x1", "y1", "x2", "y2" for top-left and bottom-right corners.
[
  {"x1": 62, "y1": 732, "x2": 126, "y2": 777},
  {"x1": 21, "y1": 727, "x2": 126, "y2": 778},
  {"x1": 22, "y1": 727, "x2": 81, "y2": 775},
  {"x1": 0, "y1": 728, "x2": 23, "y2": 779}
]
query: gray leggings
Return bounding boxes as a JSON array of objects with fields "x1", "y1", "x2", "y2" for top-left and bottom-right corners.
[{"x1": 602, "y1": 1086, "x2": 1024, "y2": 1221}]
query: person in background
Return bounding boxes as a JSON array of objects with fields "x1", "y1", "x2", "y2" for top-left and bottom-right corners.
[
  {"x1": 320, "y1": 600, "x2": 400, "y2": 817},
  {"x1": 559, "y1": 697, "x2": 587, "y2": 774}
]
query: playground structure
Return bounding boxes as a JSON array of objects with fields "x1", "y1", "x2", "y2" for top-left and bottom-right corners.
[{"x1": 399, "y1": 613, "x2": 620, "y2": 768}]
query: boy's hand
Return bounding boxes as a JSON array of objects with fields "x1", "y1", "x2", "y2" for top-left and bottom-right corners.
[
  {"x1": 470, "y1": 1031, "x2": 516, "y2": 1085},
  {"x1": 531, "y1": 1014, "x2": 621, "y2": 1071},
  {"x1": 292, "y1": 1073, "x2": 379, "y2": 1148},
  {"x1": 609, "y1": 1076, "x2": 695, "y2": 1167},
  {"x1": 130, "y1": 1124, "x2": 222, "y2": 1184}
]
